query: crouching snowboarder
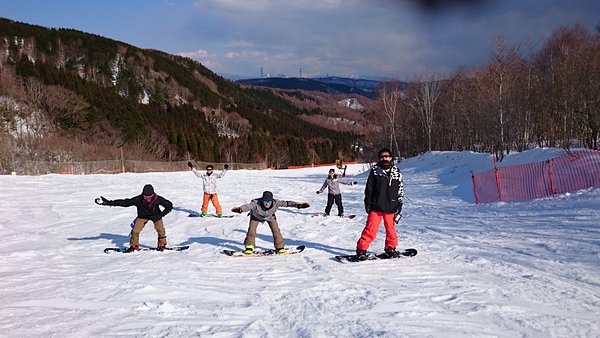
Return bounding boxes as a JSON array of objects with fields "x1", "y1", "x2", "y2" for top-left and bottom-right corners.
[
  {"x1": 231, "y1": 191, "x2": 309, "y2": 255},
  {"x1": 95, "y1": 184, "x2": 173, "y2": 252}
]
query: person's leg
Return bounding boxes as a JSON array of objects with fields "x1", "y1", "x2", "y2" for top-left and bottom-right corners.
[
  {"x1": 244, "y1": 218, "x2": 260, "y2": 247},
  {"x1": 356, "y1": 211, "x2": 383, "y2": 251},
  {"x1": 324, "y1": 194, "x2": 334, "y2": 215},
  {"x1": 382, "y1": 213, "x2": 398, "y2": 250},
  {"x1": 201, "y1": 193, "x2": 211, "y2": 214},
  {"x1": 129, "y1": 218, "x2": 147, "y2": 247},
  {"x1": 153, "y1": 218, "x2": 167, "y2": 246},
  {"x1": 334, "y1": 194, "x2": 343, "y2": 215},
  {"x1": 267, "y1": 219, "x2": 285, "y2": 249},
  {"x1": 211, "y1": 194, "x2": 223, "y2": 215}
]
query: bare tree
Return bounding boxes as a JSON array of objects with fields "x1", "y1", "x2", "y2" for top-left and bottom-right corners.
[
  {"x1": 408, "y1": 72, "x2": 443, "y2": 152},
  {"x1": 376, "y1": 79, "x2": 403, "y2": 158}
]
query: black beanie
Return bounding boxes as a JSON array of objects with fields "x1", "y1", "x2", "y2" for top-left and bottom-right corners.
[
  {"x1": 142, "y1": 184, "x2": 154, "y2": 196},
  {"x1": 262, "y1": 191, "x2": 273, "y2": 200}
]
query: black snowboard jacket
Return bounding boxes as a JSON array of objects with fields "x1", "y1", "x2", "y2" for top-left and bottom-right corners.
[
  {"x1": 364, "y1": 162, "x2": 404, "y2": 214},
  {"x1": 106, "y1": 193, "x2": 173, "y2": 220}
]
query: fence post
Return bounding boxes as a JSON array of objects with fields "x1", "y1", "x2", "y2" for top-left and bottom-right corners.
[
  {"x1": 471, "y1": 170, "x2": 479, "y2": 204},
  {"x1": 547, "y1": 159, "x2": 555, "y2": 198},
  {"x1": 494, "y1": 156, "x2": 502, "y2": 202}
]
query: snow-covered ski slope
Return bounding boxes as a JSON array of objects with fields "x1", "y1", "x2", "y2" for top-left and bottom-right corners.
[{"x1": 1, "y1": 148, "x2": 598, "y2": 337}]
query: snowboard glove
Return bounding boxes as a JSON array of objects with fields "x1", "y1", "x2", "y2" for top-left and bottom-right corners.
[
  {"x1": 187, "y1": 161, "x2": 194, "y2": 169},
  {"x1": 394, "y1": 212, "x2": 402, "y2": 224},
  {"x1": 296, "y1": 202, "x2": 310, "y2": 209},
  {"x1": 353, "y1": 181, "x2": 358, "y2": 185},
  {"x1": 95, "y1": 196, "x2": 109, "y2": 205},
  {"x1": 365, "y1": 204, "x2": 371, "y2": 214},
  {"x1": 316, "y1": 191, "x2": 321, "y2": 194},
  {"x1": 231, "y1": 207, "x2": 243, "y2": 213},
  {"x1": 224, "y1": 164, "x2": 229, "y2": 170}
]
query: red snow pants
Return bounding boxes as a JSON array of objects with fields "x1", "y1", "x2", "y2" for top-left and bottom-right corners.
[{"x1": 356, "y1": 210, "x2": 398, "y2": 251}]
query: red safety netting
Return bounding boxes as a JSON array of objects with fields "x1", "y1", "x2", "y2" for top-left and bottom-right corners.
[{"x1": 472, "y1": 149, "x2": 600, "y2": 204}]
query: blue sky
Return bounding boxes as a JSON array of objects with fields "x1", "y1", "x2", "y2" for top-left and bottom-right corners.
[{"x1": 1, "y1": 0, "x2": 599, "y2": 79}]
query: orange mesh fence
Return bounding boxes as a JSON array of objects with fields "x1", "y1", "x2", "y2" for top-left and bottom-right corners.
[{"x1": 472, "y1": 149, "x2": 600, "y2": 204}]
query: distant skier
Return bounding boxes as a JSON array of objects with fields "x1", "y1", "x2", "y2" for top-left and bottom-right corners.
[
  {"x1": 95, "y1": 184, "x2": 173, "y2": 252},
  {"x1": 188, "y1": 162, "x2": 228, "y2": 217},
  {"x1": 316, "y1": 168, "x2": 357, "y2": 216},
  {"x1": 356, "y1": 148, "x2": 404, "y2": 260},
  {"x1": 231, "y1": 191, "x2": 310, "y2": 255}
]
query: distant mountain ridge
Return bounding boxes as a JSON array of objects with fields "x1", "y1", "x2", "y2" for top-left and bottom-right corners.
[{"x1": 237, "y1": 76, "x2": 380, "y2": 99}]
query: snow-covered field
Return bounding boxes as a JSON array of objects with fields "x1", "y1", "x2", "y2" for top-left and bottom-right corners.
[{"x1": 1, "y1": 149, "x2": 598, "y2": 337}]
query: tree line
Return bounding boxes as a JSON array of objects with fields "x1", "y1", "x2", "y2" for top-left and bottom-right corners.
[{"x1": 373, "y1": 24, "x2": 600, "y2": 161}]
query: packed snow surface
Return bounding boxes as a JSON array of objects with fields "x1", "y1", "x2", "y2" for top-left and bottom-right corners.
[{"x1": 1, "y1": 149, "x2": 598, "y2": 337}]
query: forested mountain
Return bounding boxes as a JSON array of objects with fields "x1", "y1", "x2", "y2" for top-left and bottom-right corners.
[{"x1": 0, "y1": 18, "x2": 365, "y2": 171}]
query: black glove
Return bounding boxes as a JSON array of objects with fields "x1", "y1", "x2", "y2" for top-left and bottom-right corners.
[
  {"x1": 353, "y1": 182, "x2": 357, "y2": 185},
  {"x1": 316, "y1": 191, "x2": 321, "y2": 194},
  {"x1": 394, "y1": 212, "x2": 402, "y2": 223},
  {"x1": 95, "y1": 196, "x2": 108, "y2": 205},
  {"x1": 224, "y1": 164, "x2": 229, "y2": 170},
  {"x1": 365, "y1": 204, "x2": 370, "y2": 214},
  {"x1": 296, "y1": 202, "x2": 310, "y2": 209},
  {"x1": 231, "y1": 207, "x2": 243, "y2": 213},
  {"x1": 187, "y1": 161, "x2": 194, "y2": 169}
]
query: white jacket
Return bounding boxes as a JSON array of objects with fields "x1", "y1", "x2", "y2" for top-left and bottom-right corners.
[{"x1": 191, "y1": 167, "x2": 227, "y2": 194}]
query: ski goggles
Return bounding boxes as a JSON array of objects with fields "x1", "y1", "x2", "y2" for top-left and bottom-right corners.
[{"x1": 262, "y1": 200, "x2": 273, "y2": 206}]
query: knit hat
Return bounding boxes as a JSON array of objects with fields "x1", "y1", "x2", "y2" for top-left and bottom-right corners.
[
  {"x1": 142, "y1": 184, "x2": 154, "y2": 196},
  {"x1": 262, "y1": 191, "x2": 273, "y2": 200},
  {"x1": 329, "y1": 168, "x2": 335, "y2": 173}
]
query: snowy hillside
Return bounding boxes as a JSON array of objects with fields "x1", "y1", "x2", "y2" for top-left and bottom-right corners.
[{"x1": 1, "y1": 149, "x2": 598, "y2": 337}]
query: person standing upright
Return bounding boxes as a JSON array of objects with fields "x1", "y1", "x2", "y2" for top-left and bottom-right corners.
[
  {"x1": 188, "y1": 162, "x2": 228, "y2": 217},
  {"x1": 316, "y1": 168, "x2": 356, "y2": 216},
  {"x1": 356, "y1": 148, "x2": 404, "y2": 260}
]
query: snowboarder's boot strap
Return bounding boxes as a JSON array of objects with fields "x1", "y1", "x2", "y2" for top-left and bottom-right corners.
[
  {"x1": 125, "y1": 245, "x2": 140, "y2": 253},
  {"x1": 157, "y1": 243, "x2": 166, "y2": 252},
  {"x1": 200, "y1": 212, "x2": 208, "y2": 218},
  {"x1": 244, "y1": 245, "x2": 254, "y2": 256},
  {"x1": 385, "y1": 247, "x2": 400, "y2": 258},
  {"x1": 276, "y1": 248, "x2": 289, "y2": 255},
  {"x1": 356, "y1": 249, "x2": 368, "y2": 261}
]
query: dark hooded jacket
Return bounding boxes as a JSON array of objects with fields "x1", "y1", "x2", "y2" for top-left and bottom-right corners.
[
  {"x1": 364, "y1": 161, "x2": 404, "y2": 214},
  {"x1": 105, "y1": 194, "x2": 173, "y2": 220}
]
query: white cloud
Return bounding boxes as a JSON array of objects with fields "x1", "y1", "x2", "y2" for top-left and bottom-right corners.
[{"x1": 178, "y1": 49, "x2": 216, "y2": 59}]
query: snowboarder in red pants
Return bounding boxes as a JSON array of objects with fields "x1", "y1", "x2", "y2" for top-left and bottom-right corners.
[{"x1": 356, "y1": 148, "x2": 404, "y2": 260}]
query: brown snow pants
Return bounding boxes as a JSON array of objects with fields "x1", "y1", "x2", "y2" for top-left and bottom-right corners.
[
  {"x1": 130, "y1": 218, "x2": 166, "y2": 247},
  {"x1": 243, "y1": 216, "x2": 285, "y2": 249}
]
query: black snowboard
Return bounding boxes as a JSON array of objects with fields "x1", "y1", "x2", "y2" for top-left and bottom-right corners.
[
  {"x1": 335, "y1": 248, "x2": 417, "y2": 263},
  {"x1": 104, "y1": 245, "x2": 190, "y2": 253}
]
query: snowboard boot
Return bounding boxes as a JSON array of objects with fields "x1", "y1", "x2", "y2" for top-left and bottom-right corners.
[
  {"x1": 200, "y1": 212, "x2": 208, "y2": 218},
  {"x1": 217, "y1": 214, "x2": 223, "y2": 218},
  {"x1": 244, "y1": 245, "x2": 254, "y2": 256},
  {"x1": 384, "y1": 247, "x2": 400, "y2": 258},
  {"x1": 157, "y1": 243, "x2": 166, "y2": 252},
  {"x1": 356, "y1": 249, "x2": 368, "y2": 261},
  {"x1": 125, "y1": 245, "x2": 140, "y2": 253},
  {"x1": 276, "y1": 248, "x2": 289, "y2": 255},
  {"x1": 338, "y1": 213, "x2": 344, "y2": 217}
]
